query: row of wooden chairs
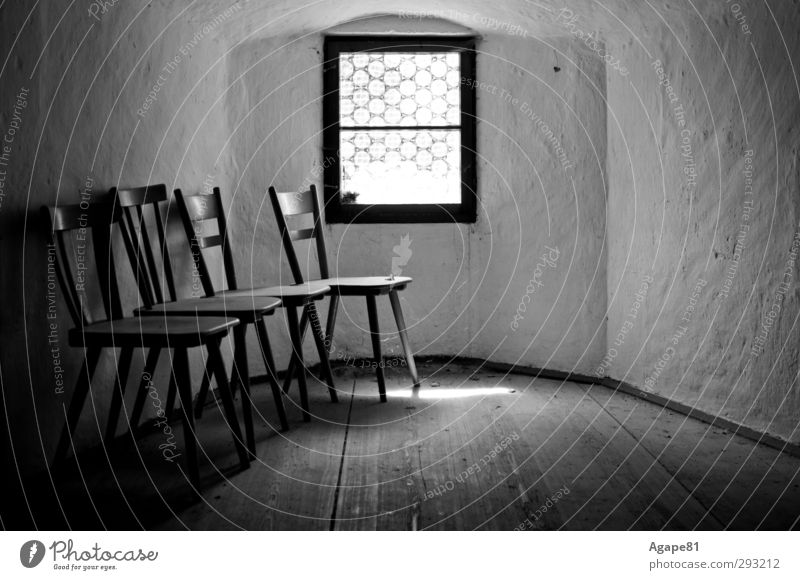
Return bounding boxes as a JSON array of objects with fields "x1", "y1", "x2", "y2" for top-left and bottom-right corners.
[{"x1": 45, "y1": 184, "x2": 420, "y2": 488}]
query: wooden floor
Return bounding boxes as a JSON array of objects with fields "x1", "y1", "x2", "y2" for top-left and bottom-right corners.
[{"x1": 13, "y1": 361, "x2": 800, "y2": 530}]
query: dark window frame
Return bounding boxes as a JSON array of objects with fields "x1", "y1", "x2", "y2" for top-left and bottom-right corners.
[{"x1": 322, "y1": 35, "x2": 477, "y2": 224}]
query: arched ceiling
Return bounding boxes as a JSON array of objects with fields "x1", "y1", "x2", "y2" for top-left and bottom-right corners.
[{"x1": 188, "y1": 0, "x2": 731, "y2": 44}]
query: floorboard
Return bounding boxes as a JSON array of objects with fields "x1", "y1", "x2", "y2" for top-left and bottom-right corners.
[
  {"x1": 583, "y1": 383, "x2": 800, "y2": 530},
  {"x1": 13, "y1": 361, "x2": 799, "y2": 530}
]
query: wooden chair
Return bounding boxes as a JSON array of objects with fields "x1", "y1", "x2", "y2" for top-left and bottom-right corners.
[
  {"x1": 113, "y1": 185, "x2": 313, "y2": 458},
  {"x1": 268, "y1": 184, "x2": 420, "y2": 401},
  {"x1": 43, "y1": 201, "x2": 248, "y2": 488},
  {"x1": 115, "y1": 184, "x2": 334, "y2": 440},
  {"x1": 174, "y1": 187, "x2": 338, "y2": 422}
]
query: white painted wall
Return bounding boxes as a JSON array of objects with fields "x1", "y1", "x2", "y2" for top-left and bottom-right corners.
[
  {"x1": 603, "y1": 3, "x2": 800, "y2": 442},
  {"x1": 0, "y1": 0, "x2": 238, "y2": 467},
  {"x1": 222, "y1": 17, "x2": 607, "y2": 379}
]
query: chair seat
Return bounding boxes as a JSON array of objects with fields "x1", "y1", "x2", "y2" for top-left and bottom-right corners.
[
  {"x1": 222, "y1": 282, "x2": 331, "y2": 305},
  {"x1": 136, "y1": 296, "x2": 282, "y2": 323},
  {"x1": 320, "y1": 276, "x2": 412, "y2": 296},
  {"x1": 68, "y1": 316, "x2": 238, "y2": 348}
]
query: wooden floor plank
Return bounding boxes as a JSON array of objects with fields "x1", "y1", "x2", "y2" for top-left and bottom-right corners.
[
  {"x1": 583, "y1": 383, "x2": 800, "y2": 530},
  {"x1": 158, "y1": 369, "x2": 353, "y2": 530},
  {"x1": 334, "y1": 363, "x2": 532, "y2": 530},
  {"x1": 466, "y1": 371, "x2": 719, "y2": 530},
  {"x1": 21, "y1": 361, "x2": 799, "y2": 530},
  {"x1": 332, "y1": 372, "x2": 423, "y2": 530},
  {"x1": 414, "y1": 368, "x2": 530, "y2": 530}
]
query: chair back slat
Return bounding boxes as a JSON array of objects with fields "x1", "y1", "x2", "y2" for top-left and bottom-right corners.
[
  {"x1": 268, "y1": 185, "x2": 329, "y2": 282},
  {"x1": 289, "y1": 228, "x2": 315, "y2": 241},
  {"x1": 273, "y1": 190, "x2": 315, "y2": 216},
  {"x1": 309, "y1": 184, "x2": 330, "y2": 279},
  {"x1": 42, "y1": 201, "x2": 122, "y2": 327},
  {"x1": 112, "y1": 185, "x2": 179, "y2": 308},
  {"x1": 119, "y1": 207, "x2": 156, "y2": 307},
  {"x1": 180, "y1": 193, "x2": 221, "y2": 222},
  {"x1": 175, "y1": 187, "x2": 238, "y2": 296},
  {"x1": 52, "y1": 229, "x2": 84, "y2": 325},
  {"x1": 196, "y1": 234, "x2": 223, "y2": 249},
  {"x1": 49, "y1": 201, "x2": 118, "y2": 231},
  {"x1": 214, "y1": 188, "x2": 237, "y2": 291},
  {"x1": 91, "y1": 219, "x2": 124, "y2": 320},
  {"x1": 135, "y1": 205, "x2": 165, "y2": 305},
  {"x1": 153, "y1": 201, "x2": 178, "y2": 302},
  {"x1": 115, "y1": 184, "x2": 169, "y2": 207}
]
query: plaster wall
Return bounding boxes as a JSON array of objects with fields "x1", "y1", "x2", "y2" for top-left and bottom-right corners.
[
  {"x1": 223, "y1": 21, "x2": 607, "y2": 377},
  {"x1": 603, "y1": 2, "x2": 800, "y2": 442},
  {"x1": 0, "y1": 0, "x2": 238, "y2": 471}
]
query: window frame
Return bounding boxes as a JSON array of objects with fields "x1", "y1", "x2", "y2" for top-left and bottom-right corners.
[{"x1": 322, "y1": 35, "x2": 477, "y2": 224}]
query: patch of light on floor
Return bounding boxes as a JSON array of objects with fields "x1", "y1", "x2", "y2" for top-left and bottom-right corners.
[{"x1": 386, "y1": 387, "x2": 515, "y2": 399}]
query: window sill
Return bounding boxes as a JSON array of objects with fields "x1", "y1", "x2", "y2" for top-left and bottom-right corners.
[{"x1": 324, "y1": 202, "x2": 477, "y2": 224}]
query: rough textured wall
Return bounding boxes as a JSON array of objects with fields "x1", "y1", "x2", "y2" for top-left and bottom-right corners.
[
  {"x1": 473, "y1": 35, "x2": 607, "y2": 373},
  {"x1": 0, "y1": 0, "x2": 236, "y2": 472},
  {"x1": 604, "y1": 3, "x2": 800, "y2": 443}
]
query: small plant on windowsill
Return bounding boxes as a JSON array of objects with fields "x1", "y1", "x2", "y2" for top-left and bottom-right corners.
[{"x1": 340, "y1": 191, "x2": 359, "y2": 204}]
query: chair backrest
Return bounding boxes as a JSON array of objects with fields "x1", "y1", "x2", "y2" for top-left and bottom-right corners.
[
  {"x1": 113, "y1": 184, "x2": 179, "y2": 308},
  {"x1": 42, "y1": 200, "x2": 124, "y2": 327},
  {"x1": 174, "y1": 187, "x2": 237, "y2": 296},
  {"x1": 268, "y1": 184, "x2": 329, "y2": 284}
]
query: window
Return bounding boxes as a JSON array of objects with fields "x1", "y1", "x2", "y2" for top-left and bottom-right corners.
[{"x1": 322, "y1": 36, "x2": 477, "y2": 223}]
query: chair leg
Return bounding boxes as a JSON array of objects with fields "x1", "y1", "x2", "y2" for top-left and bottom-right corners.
[
  {"x1": 286, "y1": 305, "x2": 311, "y2": 421},
  {"x1": 326, "y1": 294, "x2": 340, "y2": 351},
  {"x1": 228, "y1": 333, "x2": 244, "y2": 400},
  {"x1": 173, "y1": 348, "x2": 200, "y2": 487},
  {"x1": 208, "y1": 338, "x2": 250, "y2": 468},
  {"x1": 105, "y1": 347, "x2": 133, "y2": 445},
  {"x1": 130, "y1": 347, "x2": 160, "y2": 436},
  {"x1": 165, "y1": 369, "x2": 177, "y2": 423},
  {"x1": 307, "y1": 301, "x2": 338, "y2": 403},
  {"x1": 255, "y1": 318, "x2": 289, "y2": 431},
  {"x1": 193, "y1": 359, "x2": 214, "y2": 419},
  {"x1": 389, "y1": 290, "x2": 420, "y2": 388},
  {"x1": 232, "y1": 325, "x2": 256, "y2": 458},
  {"x1": 281, "y1": 306, "x2": 310, "y2": 394},
  {"x1": 366, "y1": 295, "x2": 387, "y2": 402},
  {"x1": 53, "y1": 347, "x2": 101, "y2": 467}
]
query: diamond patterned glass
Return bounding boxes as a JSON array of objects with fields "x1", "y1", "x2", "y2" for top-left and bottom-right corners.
[{"x1": 338, "y1": 52, "x2": 462, "y2": 204}]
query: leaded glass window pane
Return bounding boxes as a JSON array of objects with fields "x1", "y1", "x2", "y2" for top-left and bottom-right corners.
[{"x1": 338, "y1": 51, "x2": 462, "y2": 205}]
